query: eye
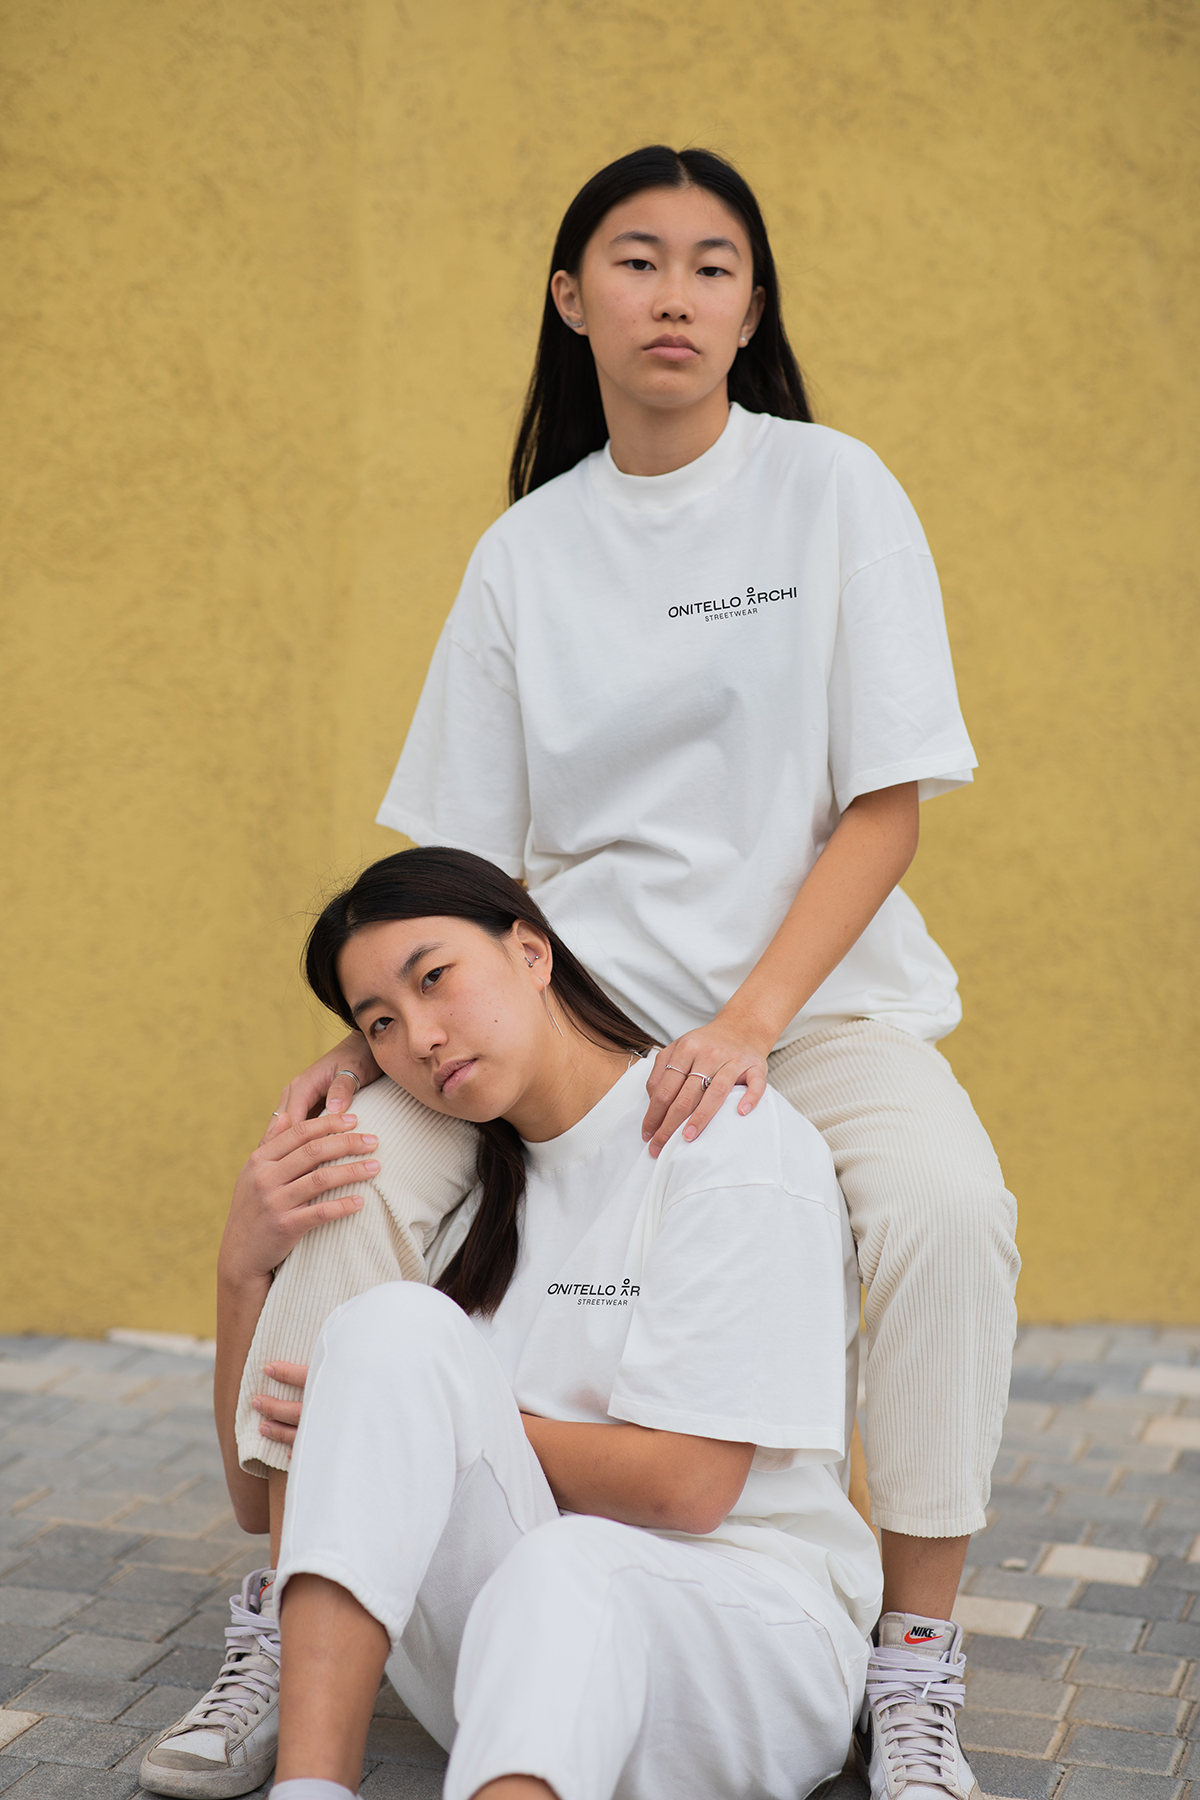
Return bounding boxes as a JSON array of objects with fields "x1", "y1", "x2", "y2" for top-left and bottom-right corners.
[
  {"x1": 698, "y1": 264, "x2": 731, "y2": 279},
  {"x1": 623, "y1": 257, "x2": 655, "y2": 272},
  {"x1": 420, "y1": 965, "x2": 447, "y2": 992},
  {"x1": 367, "y1": 1015, "x2": 393, "y2": 1039}
]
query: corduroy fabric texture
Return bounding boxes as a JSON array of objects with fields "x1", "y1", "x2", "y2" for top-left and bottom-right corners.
[
  {"x1": 236, "y1": 1023, "x2": 1017, "y2": 1535},
  {"x1": 769, "y1": 1021, "x2": 1019, "y2": 1537}
]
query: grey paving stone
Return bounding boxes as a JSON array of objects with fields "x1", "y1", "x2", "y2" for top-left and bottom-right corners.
[
  {"x1": 0, "y1": 1592, "x2": 90, "y2": 1629},
  {"x1": 1070, "y1": 1648, "x2": 1185, "y2": 1694},
  {"x1": 1153, "y1": 1499, "x2": 1200, "y2": 1531},
  {"x1": 987, "y1": 1484, "x2": 1055, "y2": 1518},
  {"x1": 0, "y1": 1557, "x2": 119, "y2": 1596},
  {"x1": 374, "y1": 1677, "x2": 413, "y2": 1720},
  {"x1": 1050, "y1": 1491, "x2": 1154, "y2": 1525},
  {"x1": 0, "y1": 1525, "x2": 45, "y2": 1555},
  {"x1": 117, "y1": 1538, "x2": 228, "y2": 1575},
  {"x1": 1075, "y1": 1582, "x2": 1186, "y2": 1620},
  {"x1": 0, "y1": 1666, "x2": 41, "y2": 1704},
  {"x1": 959, "y1": 1708, "x2": 1061, "y2": 1754},
  {"x1": 359, "y1": 1766, "x2": 446, "y2": 1798},
  {"x1": 0, "y1": 1627, "x2": 67, "y2": 1668},
  {"x1": 31, "y1": 1634, "x2": 170, "y2": 1680},
  {"x1": 20, "y1": 1491, "x2": 139, "y2": 1527},
  {"x1": 1055, "y1": 1772, "x2": 1185, "y2": 1800},
  {"x1": 1023, "y1": 1461, "x2": 1112, "y2": 1490},
  {"x1": 1088, "y1": 1522, "x2": 1198, "y2": 1558},
  {"x1": 110, "y1": 1682, "x2": 203, "y2": 1727},
  {"x1": 967, "y1": 1569, "x2": 1080, "y2": 1607},
  {"x1": 1143, "y1": 1618, "x2": 1200, "y2": 1656},
  {"x1": 0, "y1": 1760, "x2": 37, "y2": 1793},
  {"x1": 1062, "y1": 1723, "x2": 1179, "y2": 1770},
  {"x1": 1082, "y1": 1441, "x2": 1179, "y2": 1470},
  {"x1": 364, "y1": 1717, "x2": 448, "y2": 1767},
  {"x1": 0, "y1": 1715, "x2": 144, "y2": 1767},
  {"x1": 1148, "y1": 1557, "x2": 1200, "y2": 1591},
  {"x1": 965, "y1": 1636, "x2": 1075, "y2": 1678},
  {"x1": 1121, "y1": 1470, "x2": 1200, "y2": 1498},
  {"x1": 159, "y1": 1607, "x2": 229, "y2": 1651},
  {"x1": 9, "y1": 1669, "x2": 154, "y2": 1721},
  {"x1": 22, "y1": 1531, "x2": 142, "y2": 1565},
  {"x1": 141, "y1": 1646, "x2": 222, "y2": 1690},
  {"x1": 113, "y1": 1499, "x2": 231, "y2": 1538},
  {"x1": 969, "y1": 1527, "x2": 1078, "y2": 1569},
  {"x1": 61, "y1": 1600, "x2": 194, "y2": 1644},
  {"x1": 0, "y1": 1762, "x2": 142, "y2": 1796},
  {"x1": 1068, "y1": 1685, "x2": 1186, "y2": 1732},
  {"x1": 99, "y1": 1568, "x2": 221, "y2": 1610},
  {"x1": 962, "y1": 1750, "x2": 1062, "y2": 1798},
  {"x1": 1032, "y1": 1610, "x2": 1142, "y2": 1651},
  {"x1": 1000, "y1": 1432, "x2": 1085, "y2": 1462}
]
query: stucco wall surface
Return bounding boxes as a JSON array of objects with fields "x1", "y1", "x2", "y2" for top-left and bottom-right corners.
[{"x1": 2, "y1": 0, "x2": 1197, "y2": 1333}]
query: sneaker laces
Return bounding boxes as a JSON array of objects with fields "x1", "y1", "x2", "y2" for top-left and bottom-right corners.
[
  {"x1": 166, "y1": 1590, "x2": 281, "y2": 1740},
  {"x1": 866, "y1": 1644, "x2": 967, "y2": 1792}
]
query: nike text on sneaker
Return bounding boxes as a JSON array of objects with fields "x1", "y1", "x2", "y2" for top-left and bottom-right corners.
[
  {"x1": 854, "y1": 1612, "x2": 981, "y2": 1800},
  {"x1": 139, "y1": 1567, "x2": 280, "y2": 1798}
]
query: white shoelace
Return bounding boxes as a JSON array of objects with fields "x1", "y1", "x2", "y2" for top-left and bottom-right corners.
[
  {"x1": 167, "y1": 1590, "x2": 281, "y2": 1739},
  {"x1": 866, "y1": 1644, "x2": 967, "y2": 1792}
]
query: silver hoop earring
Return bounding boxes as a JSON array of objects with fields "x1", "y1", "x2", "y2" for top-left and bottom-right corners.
[
  {"x1": 566, "y1": 319, "x2": 585, "y2": 332},
  {"x1": 542, "y1": 985, "x2": 565, "y2": 1039}
]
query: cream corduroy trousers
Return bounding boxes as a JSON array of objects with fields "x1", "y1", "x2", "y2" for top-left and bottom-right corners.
[{"x1": 236, "y1": 1020, "x2": 1019, "y2": 1538}]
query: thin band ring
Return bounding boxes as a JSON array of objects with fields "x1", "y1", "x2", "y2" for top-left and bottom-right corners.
[
  {"x1": 334, "y1": 1069, "x2": 362, "y2": 1094},
  {"x1": 665, "y1": 1065, "x2": 712, "y2": 1090}
]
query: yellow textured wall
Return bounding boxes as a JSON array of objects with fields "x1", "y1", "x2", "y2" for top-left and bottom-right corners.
[{"x1": 2, "y1": 0, "x2": 1196, "y2": 1334}]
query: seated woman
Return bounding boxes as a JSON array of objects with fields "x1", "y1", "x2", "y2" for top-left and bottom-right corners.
[{"x1": 143, "y1": 847, "x2": 882, "y2": 1800}]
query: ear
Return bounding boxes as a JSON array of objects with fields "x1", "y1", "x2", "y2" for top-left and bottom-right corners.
[
  {"x1": 512, "y1": 920, "x2": 554, "y2": 983},
  {"x1": 740, "y1": 284, "x2": 766, "y2": 345},
  {"x1": 550, "y1": 268, "x2": 588, "y2": 337}
]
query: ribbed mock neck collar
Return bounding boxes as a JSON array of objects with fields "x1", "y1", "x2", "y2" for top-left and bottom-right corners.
[{"x1": 588, "y1": 402, "x2": 763, "y2": 514}]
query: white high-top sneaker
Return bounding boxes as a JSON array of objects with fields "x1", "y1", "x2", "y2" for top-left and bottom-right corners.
[
  {"x1": 854, "y1": 1612, "x2": 981, "y2": 1800},
  {"x1": 139, "y1": 1568, "x2": 281, "y2": 1798}
]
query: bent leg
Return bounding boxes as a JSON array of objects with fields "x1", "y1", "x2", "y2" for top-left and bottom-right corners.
[
  {"x1": 768, "y1": 1021, "x2": 1020, "y2": 1541},
  {"x1": 236, "y1": 1078, "x2": 477, "y2": 1478},
  {"x1": 276, "y1": 1282, "x2": 559, "y2": 1756},
  {"x1": 447, "y1": 1517, "x2": 856, "y2": 1800}
]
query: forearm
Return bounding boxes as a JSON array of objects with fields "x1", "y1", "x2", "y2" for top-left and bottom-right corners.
[
  {"x1": 215, "y1": 1267, "x2": 274, "y2": 1534},
  {"x1": 520, "y1": 1415, "x2": 753, "y2": 1537},
  {"x1": 722, "y1": 781, "x2": 919, "y2": 1049}
]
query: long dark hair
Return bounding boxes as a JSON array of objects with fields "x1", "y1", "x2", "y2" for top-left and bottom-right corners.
[
  {"x1": 305, "y1": 847, "x2": 657, "y2": 1316},
  {"x1": 510, "y1": 144, "x2": 811, "y2": 503}
]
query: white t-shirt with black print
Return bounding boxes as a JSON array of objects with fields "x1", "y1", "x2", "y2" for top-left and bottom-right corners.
[
  {"x1": 428, "y1": 1060, "x2": 882, "y2": 1689},
  {"x1": 379, "y1": 403, "x2": 977, "y2": 1047}
]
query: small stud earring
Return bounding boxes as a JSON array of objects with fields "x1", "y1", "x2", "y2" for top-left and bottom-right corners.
[
  {"x1": 566, "y1": 318, "x2": 585, "y2": 332},
  {"x1": 739, "y1": 335, "x2": 748, "y2": 346},
  {"x1": 525, "y1": 957, "x2": 535, "y2": 967}
]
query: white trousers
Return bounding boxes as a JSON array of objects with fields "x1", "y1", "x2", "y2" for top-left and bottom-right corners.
[
  {"x1": 241, "y1": 1020, "x2": 1019, "y2": 1537},
  {"x1": 276, "y1": 1281, "x2": 857, "y2": 1800}
]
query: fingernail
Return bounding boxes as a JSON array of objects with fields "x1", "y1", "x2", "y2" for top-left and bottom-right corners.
[
  {"x1": 259, "y1": 1423, "x2": 272, "y2": 1437},
  {"x1": 683, "y1": 1126, "x2": 696, "y2": 1141},
  {"x1": 641, "y1": 1132, "x2": 651, "y2": 1142},
  {"x1": 365, "y1": 1159, "x2": 380, "y2": 1173},
  {"x1": 351, "y1": 1196, "x2": 364, "y2": 1208},
  {"x1": 363, "y1": 1134, "x2": 378, "y2": 1147}
]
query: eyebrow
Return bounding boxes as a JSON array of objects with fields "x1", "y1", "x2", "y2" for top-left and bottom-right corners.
[
  {"x1": 609, "y1": 229, "x2": 742, "y2": 257},
  {"x1": 349, "y1": 942, "x2": 444, "y2": 1020}
]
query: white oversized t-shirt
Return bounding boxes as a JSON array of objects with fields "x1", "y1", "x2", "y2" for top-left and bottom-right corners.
[
  {"x1": 379, "y1": 404, "x2": 977, "y2": 1046},
  {"x1": 428, "y1": 1060, "x2": 882, "y2": 1687}
]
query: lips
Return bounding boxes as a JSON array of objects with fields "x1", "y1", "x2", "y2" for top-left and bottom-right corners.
[
  {"x1": 644, "y1": 334, "x2": 698, "y2": 360},
  {"x1": 434, "y1": 1058, "x2": 475, "y2": 1096}
]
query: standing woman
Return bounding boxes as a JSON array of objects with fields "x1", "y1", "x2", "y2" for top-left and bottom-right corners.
[
  {"x1": 365, "y1": 145, "x2": 1019, "y2": 1800},
  {"x1": 147, "y1": 147, "x2": 1016, "y2": 1800}
]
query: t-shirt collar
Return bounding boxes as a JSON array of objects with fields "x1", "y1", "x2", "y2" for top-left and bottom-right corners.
[
  {"x1": 588, "y1": 402, "x2": 763, "y2": 514},
  {"x1": 521, "y1": 1057, "x2": 648, "y2": 1174}
]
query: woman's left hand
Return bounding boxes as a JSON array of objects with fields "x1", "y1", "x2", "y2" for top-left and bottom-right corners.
[
  {"x1": 252, "y1": 1360, "x2": 308, "y2": 1453},
  {"x1": 640, "y1": 1018, "x2": 770, "y2": 1158}
]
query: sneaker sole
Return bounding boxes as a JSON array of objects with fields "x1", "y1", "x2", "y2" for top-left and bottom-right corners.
[{"x1": 137, "y1": 1746, "x2": 276, "y2": 1799}]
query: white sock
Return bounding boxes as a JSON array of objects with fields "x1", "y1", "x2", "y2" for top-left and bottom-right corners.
[{"x1": 270, "y1": 1782, "x2": 359, "y2": 1800}]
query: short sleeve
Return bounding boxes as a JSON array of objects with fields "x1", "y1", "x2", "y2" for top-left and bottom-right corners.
[
  {"x1": 607, "y1": 1186, "x2": 848, "y2": 1464},
  {"x1": 376, "y1": 548, "x2": 531, "y2": 877},
  {"x1": 826, "y1": 455, "x2": 977, "y2": 812}
]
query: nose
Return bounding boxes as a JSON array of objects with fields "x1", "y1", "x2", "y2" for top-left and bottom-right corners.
[{"x1": 653, "y1": 275, "x2": 693, "y2": 323}]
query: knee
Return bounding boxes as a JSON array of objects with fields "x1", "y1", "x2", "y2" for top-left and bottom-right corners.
[
  {"x1": 483, "y1": 1516, "x2": 629, "y2": 1611},
  {"x1": 860, "y1": 1163, "x2": 1018, "y2": 1291},
  {"x1": 319, "y1": 1278, "x2": 467, "y2": 1366}
]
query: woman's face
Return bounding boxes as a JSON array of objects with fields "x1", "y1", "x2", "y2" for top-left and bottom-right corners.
[
  {"x1": 336, "y1": 915, "x2": 556, "y2": 1125},
  {"x1": 551, "y1": 184, "x2": 765, "y2": 417}
]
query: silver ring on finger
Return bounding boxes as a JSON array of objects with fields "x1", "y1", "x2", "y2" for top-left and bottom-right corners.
[
  {"x1": 334, "y1": 1069, "x2": 362, "y2": 1094},
  {"x1": 666, "y1": 1066, "x2": 711, "y2": 1090}
]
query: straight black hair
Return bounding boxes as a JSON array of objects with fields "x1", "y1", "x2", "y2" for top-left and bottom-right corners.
[
  {"x1": 510, "y1": 144, "x2": 812, "y2": 504},
  {"x1": 304, "y1": 847, "x2": 657, "y2": 1317}
]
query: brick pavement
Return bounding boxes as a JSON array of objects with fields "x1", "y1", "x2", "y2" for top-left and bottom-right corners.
[{"x1": 0, "y1": 1325, "x2": 1198, "y2": 1798}]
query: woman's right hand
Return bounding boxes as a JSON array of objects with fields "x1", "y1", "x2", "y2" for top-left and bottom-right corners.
[
  {"x1": 216, "y1": 1109, "x2": 380, "y2": 1291},
  {"x1": 275, "y1": 1032, "x2": 382, "y2": 1122}
]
